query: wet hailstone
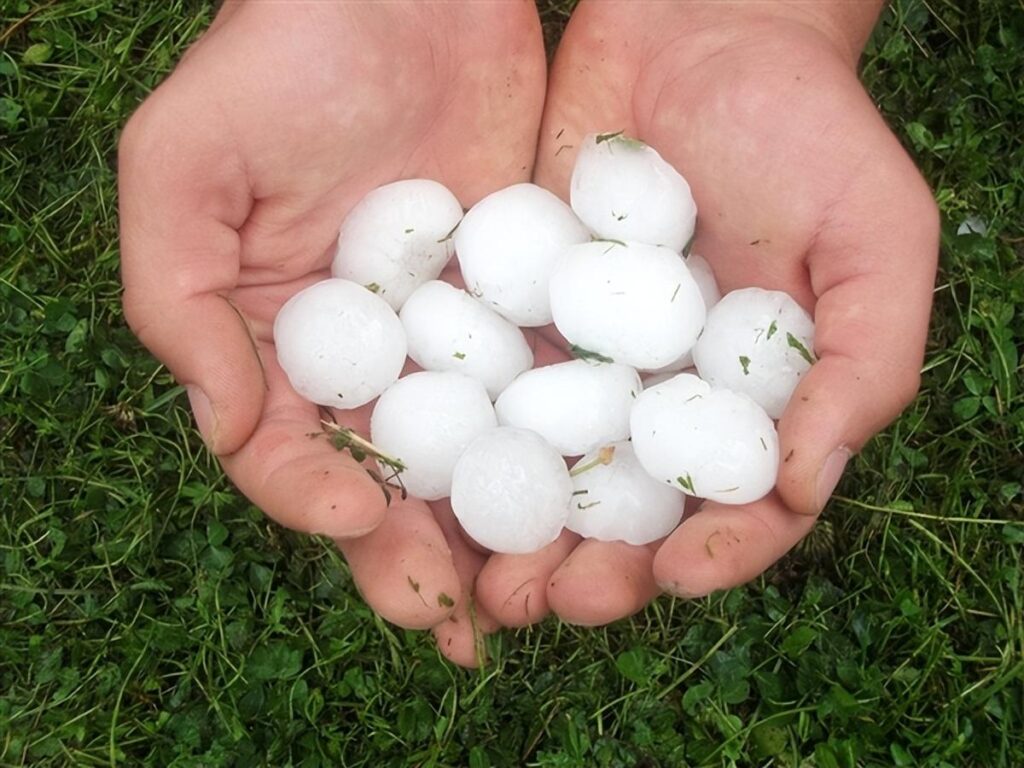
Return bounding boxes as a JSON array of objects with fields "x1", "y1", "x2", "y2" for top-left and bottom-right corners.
[
  {"x1": 692, "y1": 287, "x2": 815, "y2": 419},
  {"x1": 450, "y1": 426, "x2": 573, "y2": 554},
  {"x1": 630, "y1": 373, "x2": 779, "y2": 505},
  {"x1": 455, "y1": 183, "x2": 591, "y2": 326},
  {"x1": 370, "y1": 371, "x2": 497, "y2": 500},
  {"x1": 273, "y1": 278, "x2": 406, "y2": 408},
  {"x1": 331, "y1": 179, "x2": 463, "y2": 310},
  {"x1": 566, "y1": 441, "x2": 685, "y2": 545},
  {"x1": 494, "y1": 360, "x2": 641, "y2": 456}
]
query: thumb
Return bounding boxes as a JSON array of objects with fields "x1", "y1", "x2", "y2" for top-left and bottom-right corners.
[
  {"x1": 118, "y1": 90, "x2": 263, "y2": 455},
  {"x1": 776, "y1": 159, "x2": 940, "y2": 516}
]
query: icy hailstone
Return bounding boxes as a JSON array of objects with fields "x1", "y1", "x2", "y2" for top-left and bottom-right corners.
[
  {"x1": 630, "y1": 374, "x2": 779, "y2": 505},
  {"x1": 494, "y1": 360, "x2": 641, "y2": 456},
  {"x1": 644, "y1": 252, "x2": 722, "y2": 373},
  {"x1": 570, "y1": 132, "x2": 697, "y2": 252},
  {"x1": 692, "y1": 288, "x2": 815, "y2": 419},
  {"x1": 566, "y1": 442, "x2": 685, "y2": 545},
  {"x1": 450, "y1": 427, "x2": 573, "y2": 554},
  {"x1": 273, "y1": 278, "x2": 406, "y2": 408},
  {"x1": 455, "y1": 183, "x2": 591, "y2": 326},
  {"x1": 370, "y1": 372, "x2": 496, "y2": 501},
  {"x1": 331, "y1": 179, "x2": 463, "y2": 310},
  {"x1": 549, "y1": 240, "x2": 706, "y2": 369},
  {"x1": 400, "y1": 280, "x2": 533, "y2": 399}
]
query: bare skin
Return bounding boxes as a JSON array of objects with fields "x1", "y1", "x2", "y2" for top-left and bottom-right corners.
[
  {"x1": 474, "y1": 1, "x2": 938, "y2": 630},
  {"x1": 118, "y1": 1, "x2": 547, "y2": 656}
]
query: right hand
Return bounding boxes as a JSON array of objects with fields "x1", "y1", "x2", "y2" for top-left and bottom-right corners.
[{"x1": 118, "y1": 1, "x2": 546, "y2": 665}]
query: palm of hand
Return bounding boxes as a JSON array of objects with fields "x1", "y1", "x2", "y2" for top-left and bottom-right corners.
[
  {"x1": 120, "y1": 2, "x2": 546, "y2": 664},
  {"x1": 470, "y1": 6, "x2": 937, "y2": 632}
]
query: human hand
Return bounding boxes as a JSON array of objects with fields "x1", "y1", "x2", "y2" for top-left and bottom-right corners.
[
  {"x1": 119, "y1": 1, "x2": 546, "y2": 664},
  {"x1": 473, "y1": 0, "x2": 939, "y2": 628}
]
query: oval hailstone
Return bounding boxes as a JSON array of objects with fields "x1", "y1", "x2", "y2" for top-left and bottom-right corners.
[
  {"x1": 630, "y1": 373, "x2": 779, "y2": 505},
  {"x1": 643, "y1": 252, "x2": 722, "y2": 373},
  {"x1": 566, "y1": 442, "x2": 685, "y2": 545},
  {"x1": 451, "y1": 427, "x2": 573, "y2": 554},
  {"x1": 400, "y1": 280, "x2": 533, "y2": 399},
  {"x1": 549, "y1": 240, "x2": 706, "y2": 369},
  {"x1": 455, "y1": 183, "x2": 591, "y2": 326},
  {"x1": 692, "y1": 288, "x2": 815, "y2": 419},
  {"x1": 494, "y1": 360, "x2": 641, "y2": 456},
  {"x1": 273, "y1": 278, "x2": 406, "y2": 408},
  {"x1": 370, "y1": 372, "x2": 497, "y2": 500},
  {"x1": 331, "y1": 179, "x2": 463, "y2": 310},
  {"x1": 570, "y1": 132, "x2": 697, "y2": 252}
]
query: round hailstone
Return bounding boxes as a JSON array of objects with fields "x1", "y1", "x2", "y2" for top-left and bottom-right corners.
[
  {"x1": 692, "y1": 288, "x2": 815, "y2": 419},
  {"x1": 331, "y1": 179, "x2": 463, "y2": 310},
  {"x1": 566, "y1": 442, "x2": 685, "y2": 545},
  {"x1": 549, "y1": 240, "x2": 706, "y2": 369},
  {"x1": 370, "y1": 372, "x2": 496, "y2": 500},
  {"x1": 273, "y1": 278, "x2": 406, "y2": 408},
  {"x1": 494, "y1": 360, "x2": 641, "y2": 456},
  {"x1": 642, "y1": 252, "x2": 722, "y2": 373},
  {"x1": 450, "y1": 427, "x2": 573, "y2": 554},
  {"x1": 400, "y1": 280, "x2": 533, "y2": 399},
  {"x1": 455, "y1": 183, "x2": 591, "y2": 326},
  {"x1": 570, "y1": 132, "x2": 696, "y2": 252},
  {"x1": 630, "y1": 373, "x2": 779, "y2": 505}
]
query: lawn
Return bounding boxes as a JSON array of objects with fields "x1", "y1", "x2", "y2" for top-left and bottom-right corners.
[{"x1": 1, "y1": 0, "x2": 1022, "y2": 765}]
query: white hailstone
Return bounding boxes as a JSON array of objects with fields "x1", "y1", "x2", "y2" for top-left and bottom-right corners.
[
  {"x1": 455, "y1": 183, "x2": 591, "y2": 326},
  {"x1": 549, "y1": 240, "x2": 706, "y2": 369},
  {"x1": 370, "y1": 372, "x2": 496, "y2": 500},
  {"x1": 273, "y1": 278, "x2": 406, "y2": 408},
  {"x1": 641, "y1": 253, "x2": 722, "y2": 374},
  {"x1": 692, "y1": 288, "x2": 815, "y2": 419},
  {"x1": 630, "y1": 373, "x2": 778, "y2": 505},
  {"x1": 400, "y1": 280, "x2": 533, "y2": 399},
  {"x1": 450, "y1": 427, "x2": 573, "y2": 554},
  {"x1": 566, "y1": 442, "x2": 685, "y2": 545},
  {"x1": 494, "y1": 360, "x2": 641, "y2": 456},
  {"x1": 570, "y1": 132, "x2": 697, "y2": 252},
  {"x1": 331, "y1": 179, "x2": 463, "y2": 310},
  {"x1": 956, "y1": 215, "x2": 988, "y2": 237}
]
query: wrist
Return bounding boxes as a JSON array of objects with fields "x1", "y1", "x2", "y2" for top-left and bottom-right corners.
[{"x1": 680, "y1": 1, "x2": 886, "y2": 67}]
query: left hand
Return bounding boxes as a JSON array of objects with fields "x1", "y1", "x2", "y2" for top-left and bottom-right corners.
[{"x1": 470, "y1": 1, "x2": 939, "y2": 631}]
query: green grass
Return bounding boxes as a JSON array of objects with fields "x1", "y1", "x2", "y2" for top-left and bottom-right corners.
[{"x1": 1, "y1": 0, "x2": 1022, "y2": 765}]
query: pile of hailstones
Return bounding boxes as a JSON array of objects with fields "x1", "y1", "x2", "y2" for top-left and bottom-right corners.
[{"x1": 274, "y1": 132, "x2": 816, "y2": 555}]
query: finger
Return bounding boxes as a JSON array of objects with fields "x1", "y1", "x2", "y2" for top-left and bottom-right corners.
[
  {"x1": 532, "y1": 5, "x2": 638, "y2": 197},
  {"x1": 475, "y1": 530, "x2": 581, "y2": 627},
  {"x1": 776, "y1": 147, "x2": 940, "y2": 516},
  {"x1": 430, "y1": 500, "x2": 500, "y2": 668},
  {"x1": 547, "y1": 540, "x2": 660, "y2": 626},
  {"x1": 336, "y1": 499, "x2": 460, "y2": 631},
  {"x1": 653, "y1": 495, "x2": 816, "y2": 597},
  {"x1": 119, "y1": 87, "x2": 263, "y2": 456},
  {"x1": 217, "y1": 341, "x2": 387, "y2": 538}
]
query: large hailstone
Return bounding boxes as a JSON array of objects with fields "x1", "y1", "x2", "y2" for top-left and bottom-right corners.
[
  {"x1": 331, "y1": 179, "x2": 463, "y2": 310},
  {"x1": 570, "y1": 132, "x2": 696, "y2": 252},
  {"x1": 450, "y1": 427, "x2": 573, "y2": 554},
  {"x1": 370, "y1": 372, "x2": 496, "y2": 500},
  {"x1": 643, "y1": 252, "x2": 722, "y2": 373},
  {"x1": 566, "y1": 442, "x2": 685, "y2": 545},
  {"x1": 494, "y1": 360, "x2": 641, "y2": 456},
  {"x1": 630, "y1": 373, "x2": 779, "y2": 505},
  {"x1": 400, "y1": 280, "x2": 533, "y2": 399},
  {"x1": 549, "y1": 240, "x2": 706, "y2": 369},
  {"x1": 455, "y1": 183, "x2": 591, "y2": 326},
  {"x1": 273, "y1": 278, "x2": 406, "y2": 408},
  {"x1": 692, "y1": 288, "x2": 815, "y2": 419}
]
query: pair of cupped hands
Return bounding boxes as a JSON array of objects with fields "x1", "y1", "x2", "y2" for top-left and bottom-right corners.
[{"x1": 119, "y1": 2, "x2": 938, "y2": 666}]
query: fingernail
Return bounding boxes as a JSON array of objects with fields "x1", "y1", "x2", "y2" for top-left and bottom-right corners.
[
  {"x1": 186, "y1": 384, "x2": 218, "y2": 449},
  {"x1": 815, "y1": 447, "x2": 851, "y2": 512}
]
